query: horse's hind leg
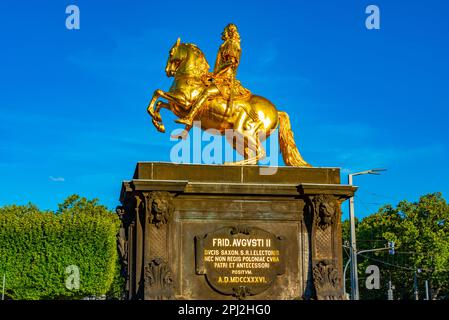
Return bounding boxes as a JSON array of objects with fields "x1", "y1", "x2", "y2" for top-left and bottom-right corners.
[
  {"x1": 225, "y1": 130, "x2": 266, "y2": 165},
  {"x1": 224, "y1": 107, "x2": 267, "y2": 165},
  {"x1": 240, "y1": 134, "x2": 265, "y2": 165}
]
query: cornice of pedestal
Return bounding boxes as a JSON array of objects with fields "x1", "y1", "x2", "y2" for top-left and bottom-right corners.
[{"x1": 120, "y1": 179, "x2": 357, "y2": 201}]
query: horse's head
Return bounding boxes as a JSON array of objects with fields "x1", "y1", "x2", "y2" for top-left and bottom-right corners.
[
  {"x1": 165, "y1": 38, "x2": 183, "y2": 77},
  {"x1": 165, "y1": 38, "x2": 209, "y2": 78}
]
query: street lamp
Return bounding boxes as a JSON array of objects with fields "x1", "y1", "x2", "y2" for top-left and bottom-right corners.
[
  {"x1": 343, "y1": 243, "x2": 393, "y2": 297},
  {"x1": 348, "y1": 168, "x2": 386, "y2": 300}
]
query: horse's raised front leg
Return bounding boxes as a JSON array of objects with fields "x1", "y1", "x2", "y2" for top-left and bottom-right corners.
[
  {"x1": 147, "y1": 89, "x2": 187, "y2": 133},
  {"x1": 154, "y1": 101, "x2": 170, "y2": 122},
  {"x1": 147, "y1": 90, "x2": 170, "y2": 133},
  {"x1": 150, "y1": 101, "x2": 172, "y2": 133},
  {"x1": 153, "y1": 91, "x2": 192, "y2": 140},
  {"x1": 147, "y1": 89, "x2": 184, "y2": 120},
  {"x1": 155, "y1": 89, "x2": 187, "y2": 108},
  {"x1": 155, "y1": 100, "x2": 170, "y2": 114},
  {"x1": 147, "y1": 89, "x2": 163, "y2": 120}
]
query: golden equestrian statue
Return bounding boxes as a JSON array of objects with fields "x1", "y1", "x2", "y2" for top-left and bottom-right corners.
[{"x1": 147, "y1": 23, "x2": 311, "y2": 167}]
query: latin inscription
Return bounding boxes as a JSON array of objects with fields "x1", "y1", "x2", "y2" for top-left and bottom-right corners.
[{"x1": 195, "y1": 226, "x2": 284, "y2": 296}]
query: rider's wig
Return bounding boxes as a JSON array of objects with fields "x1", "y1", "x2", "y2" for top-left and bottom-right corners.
[{"x1": 223, "y1": 23, "x2": 240, "y2": 42}]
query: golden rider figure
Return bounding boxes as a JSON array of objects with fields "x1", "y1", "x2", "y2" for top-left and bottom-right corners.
[{"x1": 175, "y1": 23, "x2": 248, "y2": 126}]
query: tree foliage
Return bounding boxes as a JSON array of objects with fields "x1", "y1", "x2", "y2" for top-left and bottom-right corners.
[
  {"x1": 343, "y1": 192, "x2": 449, "y2": 300},
  {"x1": 0, "y1": 195, "x2": 123, "y2": 300}
]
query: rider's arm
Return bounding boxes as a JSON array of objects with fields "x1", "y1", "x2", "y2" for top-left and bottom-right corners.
[{"x1": 214, "y1": 56, "x2": 238, "y2": 76}]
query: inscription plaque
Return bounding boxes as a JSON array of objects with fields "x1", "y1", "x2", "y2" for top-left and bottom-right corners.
[{"x1": 195, "y1": 226, "x2": 285, "y2": 298}]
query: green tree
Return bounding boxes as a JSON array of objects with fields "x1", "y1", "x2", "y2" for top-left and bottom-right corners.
[
  {"x1": 343, "y1": 192, "x2": 449, "y2": 300},
  {"x1": 0, "y1": 195, "x2": 123, "y2": 300}
]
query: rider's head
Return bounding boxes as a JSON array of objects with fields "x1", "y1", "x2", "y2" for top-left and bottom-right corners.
[{"x1": 222, "y1": 23, "x2": 240, "y2": 41}]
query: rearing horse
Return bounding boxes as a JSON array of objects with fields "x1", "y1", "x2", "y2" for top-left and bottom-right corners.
[{"x1": 147, "y1": 38, "x2": 311, "y2": 167}]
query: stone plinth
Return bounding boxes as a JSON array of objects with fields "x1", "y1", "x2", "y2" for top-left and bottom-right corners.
[{"x1": 118, "y1": 162, "x2": 356, "y2": 300}]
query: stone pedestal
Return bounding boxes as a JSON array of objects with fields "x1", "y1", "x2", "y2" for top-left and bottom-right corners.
[{"x1": 118, "y1": 162, "x2": 356, "y2": 300}]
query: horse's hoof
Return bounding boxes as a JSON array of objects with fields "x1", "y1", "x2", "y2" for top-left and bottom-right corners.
[{"x1": 152, "y1": 119, "x2": 165, "y2": 133}]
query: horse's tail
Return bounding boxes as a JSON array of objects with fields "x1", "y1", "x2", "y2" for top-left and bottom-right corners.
[{"x1": 278, "y1": 111, "x2": 312, "y2": 167}]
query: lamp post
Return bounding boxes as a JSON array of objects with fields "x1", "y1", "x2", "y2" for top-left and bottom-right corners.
[
  {"x1": 2, "y1": 274, "x2": 5, "y2": 300},
  {"x1": 343, "y1": 244, "x2": 393, "y2": 297},
  {"x1": 348, "y1": 169, "x2": 386, "y2": 300}
]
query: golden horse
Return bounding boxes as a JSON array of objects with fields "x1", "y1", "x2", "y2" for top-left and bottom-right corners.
[{"x1": 147, "y1": 39, "x2": 311, "y2": 167}]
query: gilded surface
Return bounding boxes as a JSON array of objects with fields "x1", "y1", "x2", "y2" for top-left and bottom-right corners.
[{"x1": 147, "y1": 24, "x2": 310, "y2": 167}]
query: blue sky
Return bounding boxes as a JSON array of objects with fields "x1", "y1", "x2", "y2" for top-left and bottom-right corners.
[{"x1": 0, "y1": 0, "x2": 448, "y2": 220}]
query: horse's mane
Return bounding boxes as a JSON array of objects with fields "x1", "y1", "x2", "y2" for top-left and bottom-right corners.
[
  {"x1": 184, "y1": 43, "x2": 203, "y2": 56},
  {"x1": 183, "y1": 43, "x2": 210, "y2": 72}
]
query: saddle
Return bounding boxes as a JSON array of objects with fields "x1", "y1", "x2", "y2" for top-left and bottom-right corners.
[{"x1": 202, "y1": 74, "x2": 258, "y2": 122}]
